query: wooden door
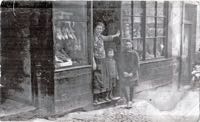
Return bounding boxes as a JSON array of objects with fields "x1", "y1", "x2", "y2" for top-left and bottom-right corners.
[
  {"x1": 180, "y1": 3, "x2": 197, "y2": 84},
  {"x1": 180, "y1": 24, "x2": 192, "y2": 82}
]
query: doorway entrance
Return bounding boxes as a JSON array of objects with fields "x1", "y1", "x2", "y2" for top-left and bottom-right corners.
[
  {"x1": 180, "y1": 3, "x2": 197, "y2": 84},
  {"x1": 92, "y1": 1, "x2": 121, "y2": 104}
]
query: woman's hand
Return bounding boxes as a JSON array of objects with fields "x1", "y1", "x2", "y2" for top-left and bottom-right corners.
[
  {"x1": 115, "y1": 30, "x2": 120, "y2": 37},
  {"x1": 112, "y1": 30, "x2": 120, "y2": 39},
  {"x1": 117, "y1": 76, "x2": 119, "y2": 80},
  {"x1": 93, "y1": 57, "x2": 97, "y2": 70},
  {"x1": 124, "y1": 72, "x2": 129, "y2": 77},
  {"x1": 129, "y1": 73, "x2": 133, "y2": 77}
]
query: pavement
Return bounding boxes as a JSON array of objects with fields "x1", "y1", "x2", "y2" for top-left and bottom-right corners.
[
  {"x1": 30, "y1": 90, "x2": 199, "y2": 122},
  {"x1": 0, "y1": 84, "x2": 199, "y2": 122},
  {"x1": 135, "y1": 84, "x2": 190, "y2": 111},
  {"x1": 29, "y1": 85, "x2": 200, "y2": 122},
  {"x1": 0, "y1": 99, "x2": 36, "y2": 118}
]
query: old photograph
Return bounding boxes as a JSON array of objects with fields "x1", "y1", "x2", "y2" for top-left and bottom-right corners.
[{"x1": 0, "y1": 0, "x2": 200, "y2": 122}]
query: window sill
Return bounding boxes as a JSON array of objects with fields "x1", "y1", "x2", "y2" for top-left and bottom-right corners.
[
  {"x1": 140, "y1": 57, "x2": 173, "y2": 65},
  {"x1": 55, "y1": 65, "x2": 92, "y2": 73}
]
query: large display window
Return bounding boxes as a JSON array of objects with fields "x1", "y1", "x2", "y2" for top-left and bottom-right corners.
[
  {"x1": 121, "y1": 1, "x2": 169, "y2": 60},
  {"x1": 53, "y1": 2, "x2": 88, "y2": 68}
]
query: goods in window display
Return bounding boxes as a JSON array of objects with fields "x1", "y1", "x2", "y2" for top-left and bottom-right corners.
[
  {"x1": 53, "y1": 4, "x2": 88, "y2": 67},
  {"x1": 55, "y1": 40, "x2": 72, "y2": 67},
  {"x1": 133, "y1": 24, "x2": 141, "y2": 38},
  {"x1": 54, "y1": 21, "x2": 86, "y2": 67}
]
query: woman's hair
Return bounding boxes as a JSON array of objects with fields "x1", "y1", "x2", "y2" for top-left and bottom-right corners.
[{"x1": 95, "y1": 22, "x2": 105, "y2": 30}]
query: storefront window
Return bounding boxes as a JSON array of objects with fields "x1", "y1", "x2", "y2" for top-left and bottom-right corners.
[
  {"x1": 53, "y1": 2, "x2": 88, "y2": 68},
  {"x1": 121, "y1": 1, "x2": 168, "y2": 60}
]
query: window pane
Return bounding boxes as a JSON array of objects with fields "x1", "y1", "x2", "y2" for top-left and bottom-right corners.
[
  {"x1": 184, "y1": 4, "x2": 194, "y2": 22},
  {"x1": 121, "y1": 2, "x2": 131, "y2": 16},
  {"x1": 146, "y1": 39, "x2": 155, "y2": 59},
  {"x1": 146, "y1": 17, "x2": 155, "y2": 37},
  {"x1": 133, "y1": 1, "x2": 143, "y2": 16},
  {"x1": 122, "y1": 22, "x2": 132, "y2": 39},
  {"x1": 157, "y1": 18, "x2": 165, "y2": 36},
  {"x1": 133, "y1": 39, "x2": 143, "y2": 60},
  {"x1": 133, "y1": 17, "x2": 142, "y2": 38},
  {"x1": 53, "y1": 6, "x2": 87, "y2": 21},
  {"x1": 122, "y1": 1, "x2": 131, "y2": 5},
  {"x1": 54, "y1": 21, "x2": 88, "y2": 67},
  {"x1": 157, "y1": 2, "x2": 164, "y2": 17},
  {"x1": 146, "y1": 2, "x2": 155, "y2": 16},
  {"x1": 156, "y1": 38, "x2": 165, "y2": 57}
]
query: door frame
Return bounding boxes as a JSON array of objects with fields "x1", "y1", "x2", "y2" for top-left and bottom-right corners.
[{"x1": 179, "y1": 2, "x2": 197, "y2": 85}]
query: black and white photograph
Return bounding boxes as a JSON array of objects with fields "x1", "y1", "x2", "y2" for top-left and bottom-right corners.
[{"x1": 0, "y1": 0, "x2": 200, "y2": 121}]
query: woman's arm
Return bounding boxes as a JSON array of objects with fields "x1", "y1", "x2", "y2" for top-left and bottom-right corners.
[
  {"x1": 101, "y1": 30, "x2": 120, "y2": 42},
  {"x1": 101, "y1": 35, "x2": 113, "y2": 42}
]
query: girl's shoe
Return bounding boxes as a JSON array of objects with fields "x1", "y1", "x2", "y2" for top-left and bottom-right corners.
[
  {"x1": 125, "y1": 102, "x2": 132, "y2": 109},
  {"x1": 108, "y1": 94, "x2": 114, "y2": 100},
  {"x1": 104, "y1": 96, "x2": 111, "y2": 101}
]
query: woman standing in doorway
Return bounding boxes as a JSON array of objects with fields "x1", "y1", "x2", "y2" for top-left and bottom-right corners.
[{"x1": 93, "y1": 22, "x2": 120, "y2": 103}]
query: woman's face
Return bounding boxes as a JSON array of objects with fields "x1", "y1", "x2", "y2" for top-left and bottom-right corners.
[{"x1": 95, "y1": 25, "x2": 104, "y2": 35}]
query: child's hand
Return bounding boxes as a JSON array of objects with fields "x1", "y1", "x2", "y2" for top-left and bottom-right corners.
[{"x1": 117, "y1": 76, "x2": 119, "y2": 80}]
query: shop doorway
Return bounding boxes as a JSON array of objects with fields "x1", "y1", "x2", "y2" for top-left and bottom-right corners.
[{"x1": 92, "y1": 1, "x2": 121, "y2": 104}]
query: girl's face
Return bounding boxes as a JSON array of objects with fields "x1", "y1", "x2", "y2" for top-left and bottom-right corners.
[
  {"x1": 108, "y1": 50, "x2": 114, "y2": 57},
  {"x1": 125, "y1": 42, "x2": 133, "y2": 50},
  {"x1": 95, "y1": 25, "x2": 104, "y2": 35}
]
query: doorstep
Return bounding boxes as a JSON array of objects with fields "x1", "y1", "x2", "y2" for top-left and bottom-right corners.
[{"x1": 93, "y1": 97, "x2": 120, "y2": 106}]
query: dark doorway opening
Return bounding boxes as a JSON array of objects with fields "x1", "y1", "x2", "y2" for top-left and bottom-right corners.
[{"x1": 92, "y1": 1, "x2": 121, "y2": 105}]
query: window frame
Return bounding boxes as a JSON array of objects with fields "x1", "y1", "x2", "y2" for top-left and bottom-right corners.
[{"x1": 122, "y1": 1, "x2": 169, "y2": 61}]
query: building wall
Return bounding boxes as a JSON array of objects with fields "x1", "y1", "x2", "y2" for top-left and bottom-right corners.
[
  {"x1": 136, "y1": 59, "x2": 173, "y2": 92},
  {"x1": 196, "y1": 4, "x2": 200, "y2": 52},
  {"x1": 167, "y1": 1, "x2": 200, "y2": 85},
  {"x1": 1, "y1": 4, "x2": 32, "y2": 104},
  {"x1": 1, "y1": 2, "x2": 55, "y2": 116},
  {"x1": 170, "y1": 2, "x2": 182, "y2": 58},
  {"x1": 168, "y1": 1, "x2": 182, "y2": 86}
]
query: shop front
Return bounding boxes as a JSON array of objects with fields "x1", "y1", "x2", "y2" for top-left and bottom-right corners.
[
  {"x1": 1, "y1": 0, "x2": 178, "y2": 115},
  {"x1": 52, "y1": 1, "x2": 93, "y2": 114},
  {"x1": 1, "y1": 1, "x2": 93, "y2": 115}
]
